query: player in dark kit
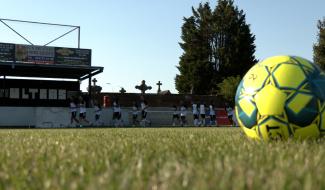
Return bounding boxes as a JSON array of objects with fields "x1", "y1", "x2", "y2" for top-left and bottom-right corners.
[
  {"x1": 225, "y1": 102, "x2": 234, "y2": 126},
  {"x1": 172, "y1": 105, "x2": 180, "y2": 126},
  {"x1": 78, "y1": 96, "x2": 90, "y2": 127},
  {"x1": 112, "y1": 99, "x2": 122, "y2": 127},
  {"x1": 132, "y1": 101, "x2": 139, "y2": 126},
  {"x1": 94, "y1": 101, "x2": 102, "y2": 126}
]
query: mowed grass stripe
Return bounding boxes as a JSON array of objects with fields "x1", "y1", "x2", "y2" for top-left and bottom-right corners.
[{"x1": 0, "y1": 128, "x2": 324, "y2": 190}]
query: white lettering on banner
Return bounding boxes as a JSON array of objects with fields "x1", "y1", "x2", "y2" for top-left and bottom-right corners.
[
  {"x1": 29, "y1": 88, "x2": 38, "y2": 99},
  {"x1": 39, "y1": 89, "x2": 47, "y2": 99},
  {"x1": 48, "y1": 89, "x2": 58, "y2": 100},
  {"x1": 5, "y1": 88, "x2": 67, "y2": 100},
  {"x1": 10, "y1": 88, "x2": 19, "y2": 99},
  {"x1": 22, "y1": 88, "x2": 29, "y2": 99},
  {"x1": 58, "y1": 89, "x2": 66, "y2": 100}
]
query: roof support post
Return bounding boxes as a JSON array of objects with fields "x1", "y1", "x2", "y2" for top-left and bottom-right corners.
[{"x1": 88, "y1": 73, "x2": 92, "y2": 107}]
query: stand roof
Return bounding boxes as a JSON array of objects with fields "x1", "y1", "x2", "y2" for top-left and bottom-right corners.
[{"x1": 0, "y1": 62, "x2": 103, "y2": 81}]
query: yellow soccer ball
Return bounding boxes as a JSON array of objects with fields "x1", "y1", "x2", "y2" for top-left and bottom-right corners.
[{"x1": 235, "y1": 55, "x2": 325, "y2": 140}]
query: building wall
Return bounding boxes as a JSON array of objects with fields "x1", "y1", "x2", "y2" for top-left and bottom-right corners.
[
  {"x1": 0, "y1": 107, "x2": 114, "y2": 128},
  {"x1": 0, "y1": 106, "x2": 231, "y2": 127},
  {"x1": 0, "y1": 107, "x2": 181, "y2": 127}
]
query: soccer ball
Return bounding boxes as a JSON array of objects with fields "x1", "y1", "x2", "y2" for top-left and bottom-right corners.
[{"x1": 235, "y1": 55, "x2": 325, "y2": 140}]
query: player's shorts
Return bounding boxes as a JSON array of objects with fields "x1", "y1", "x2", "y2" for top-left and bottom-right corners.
[
  {"x1": 142, "y1": 110, "x2": 147, "y2": 119},
  {"x1": 71, "y1": 111, "x2": 77, "y2": 118},
  {"x1": 210, "y1": 115, "x2": 216, "y2": 121},
  {"x1": 228, "y1": 115, "x2": 233, "y2": 120},
  {"x1": 132, "y1": 114, "x2": 138, "y2": 120},
  {"x1": 200, "y1": 114, "x2": 206, "y2": 119},
  {"x1": 79, "y1": 113, "x2": 86, "y2": 119},
  {"x1": 173, "y1": 114, "x2": 180, "y2": 119},
  {"x1": 95, "y1": 114, "x2": 100, "y2": 120},
  {"x1": 193, "y1": 114, "x2": 199, "y2": 119},
  {"x1": 113, "y1": 112, "x2": 120, "y2": 120}
]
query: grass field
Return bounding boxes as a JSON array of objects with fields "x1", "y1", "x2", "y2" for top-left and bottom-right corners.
[{"x1": 0, "y1": 127, "x2": 325, "y2": 190}]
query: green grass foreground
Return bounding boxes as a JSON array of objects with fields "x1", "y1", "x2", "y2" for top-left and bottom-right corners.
[{"x1": 0, "y1": 128, "x2": 325, "y2": 190}]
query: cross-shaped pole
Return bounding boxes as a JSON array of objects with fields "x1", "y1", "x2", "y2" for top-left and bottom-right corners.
[
  {"x1": 119, "y1": 87, "x2": 126, "y2": 94},
  {"x1": 92, "y1": 78, "x2": 97, "y2": 86},
  {"x1": 135, "y1": 80, "x2": 152, "y2": 94},
  {"x1": 156, "y1": 81, "x2": 162, "y2": 93}
]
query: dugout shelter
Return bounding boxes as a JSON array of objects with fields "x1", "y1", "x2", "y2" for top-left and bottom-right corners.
[
  {"x1": 0, "y1": 19, "x2": 103, "y2": 107},
  {"x1": 0, "y1": 43, "x2": 103, "y2": 107}
]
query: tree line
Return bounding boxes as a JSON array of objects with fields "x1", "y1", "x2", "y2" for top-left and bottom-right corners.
[{"x1": 176, "y1": 0, "x2": 325, "y2": 101}]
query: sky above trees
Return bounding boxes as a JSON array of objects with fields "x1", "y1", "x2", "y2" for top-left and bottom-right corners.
[{"x1": 0, "y1": 0, "x2": 324, "y2": 93}]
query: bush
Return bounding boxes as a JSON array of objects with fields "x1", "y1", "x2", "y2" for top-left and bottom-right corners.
[{"x1": 217, "y1": 75, "x2": 241, "y2": 104}]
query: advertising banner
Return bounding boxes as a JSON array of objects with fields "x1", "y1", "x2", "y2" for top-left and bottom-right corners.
[
  {"x1": 55, "y1": 47, "x2": 91, "y2": 66},
  {"x1": 0, "y1": 43, "x2": 15, "y2": 62},
  {"x1": 0, "y1": 42, "x2": 91, "y2": 66},
  {"x1": 15, "y1": 44, "x2": 55, "y2": 64}
]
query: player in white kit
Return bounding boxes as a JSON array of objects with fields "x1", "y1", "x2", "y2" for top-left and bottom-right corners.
[
  {"x1": 69, "y1": 97, "x2": 79, "y2": 126},
  {"x1": 140, "y1": 99, "x2": 151, "y2": 127},
  {"x1": 180, "y1": 104, "x2": 187, "y2": 127},
  {"x1": 209, "y1": 102, "x2": 216, "y2": 126},
  {"x1": 192, "y1": 102, "x2": 199, "y2": 126},
  {"x1": 199, "y1": 102, "x2": 206, "y2": 126},
  {"x1": 78, "y1": 96, "x2": 90, "y2": 127}
]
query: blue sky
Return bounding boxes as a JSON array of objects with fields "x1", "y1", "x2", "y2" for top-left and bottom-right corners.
[{"x1": 0, "y1": 0, "x2": 324, "y2": 93}]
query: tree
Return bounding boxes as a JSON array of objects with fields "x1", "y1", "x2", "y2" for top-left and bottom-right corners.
[
  {"x1": 175, "y1": 16, "x2": 199, "y2": 93},
  {"x1": 217, "y1": 75, "x2": 241, "y2": 104},
  {"x1": 314, "y1": 18, "x2": 325, "y2": 70},
  {"x1": 176, "y1": 4, "x2": 214, "y2": 94},
  {"x1": 175, "y1": 0, "x2": 257, "y2": 94}
]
